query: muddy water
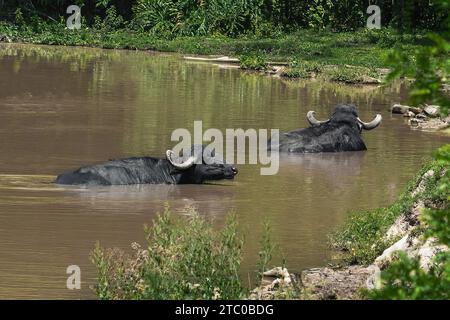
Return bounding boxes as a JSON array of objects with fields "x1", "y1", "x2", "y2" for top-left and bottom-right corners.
[{"x1": 0, "y1": 44, "x2": 449, "y2": 299}]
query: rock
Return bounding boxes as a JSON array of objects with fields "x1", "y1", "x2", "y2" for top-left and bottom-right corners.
[
  {"x1": 249, "y1": 267, "x2": 297, "y2": 300},
  {"x1": 413, "y1": 118, "x2": 449, "y2": 131},
  {"x1": 300, "y1": 266, "x2": 376, "y2": 300},
  {"x1": 409, "y1": 107, "x2": 423, "y2": 114},
  {"x1": 423, "y1": 105, "x2": 440, "y2": 117},
  {"x1": 407, "y1": 201, "x2": 425, "y2": 225},
  {"x1": 361, "y1": 76, "x2": 381, "y2": 84},
  {"x1": 365, "y1": 265, "x2": 382, "y2": 290},
  {"x1": 391, "y1": 104, "x2": 422, "y2": 115},
  {"x1": 391, "y1": 104, "x2": 410, "y2": 114},
  {"x1": 263, "y1": 267, "x2": 288, "y2": 278},
  {"x1": 415, "y1": 113, "x2": 428, "y2": 119},
  {"x1": 412, "y1": 171, "x2": 434, "y2": 197},
  {"x1": 375, "y1": 235, "x2": 410, "y2": 268},
  {"x1": 391, "y1": 103, "x2": 422, "y2": 115},
  {"x1": 409, "y1": 118, "x2": 424, "y2": 127},
  {"x1": 410, "y1": 238, "x2": 448, "y2": 271},
  {"x1": 403, "y1": 111, "x2": 415, "y2": 117},
  {"x1": 0, "y1": 34, "x2": 11, "y2": 43},
  {"x1": 385, "y1": 215, "x2": 410, "y2": 240},
  {"x1": 266, "y1": 66, "x2": 286, "y2": 77}
]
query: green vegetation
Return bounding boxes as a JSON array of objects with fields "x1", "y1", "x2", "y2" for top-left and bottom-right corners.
[
  {"x1": 239, "y1": 52, "x2": 268, "y2": 71},
  {"x1": 92, "y1": 206, "x2": 244, "y2": 299},
  {"x1": 369, "y1": 0, "x2": 450, "y2": 300},
  {"x1": 0, "y1": 1, "x2": 444, "y2": 84},
  {"x1": 368, "y1": 146, "x2": 450, "y2": 300},
  {"x1": 283, "y1": 62, "x2": 381, "y2": 84},
  {"x1": 282, "y1": 60, "x2": 323, "y2": 79},
  {"x1": 91, "y1": 205, "x2": 281, "y2": 300},
  {"x1": 256, "y1": 219, "x2": 276, "y2": 282},
  {"x1": 325, "y1": 66, "x2": 380, "y2": 84},
  {"x1": 330, "y1": 159, "x2": 447, "y2": 265},
  {"x1": 332, "y1": 0, "x2": 450, "y2": 299},
  {"x1": 0, "y1": 1, "x2": 446, "y2": 35},
  {"x1": 2, "y1": 0, "x2": 449, "y2": 301},
  {"x1": 0, "y1": 17, "x2": 428, "y2": 83},
  {"x1": 369, "y1": 251, "x2": 450, "y2": 300}
]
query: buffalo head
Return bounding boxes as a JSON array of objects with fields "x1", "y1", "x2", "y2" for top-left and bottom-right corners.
[
  {"x1": 166, "y1": 145, "x2": 238, "y2": 183},
  {"x1": 270, "y1": 104, "x2": 382, "y2": 153}
]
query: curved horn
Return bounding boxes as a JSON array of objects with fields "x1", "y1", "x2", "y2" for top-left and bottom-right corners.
[
  {"x1": 166, "y1": 150, "x2": 197, "y2": 170},
  {"x1": 357, "y1": 114, "x2": 382, "y2": 130},
  {"x1": 306, "y1": 111, "x2": 330, "y2": 126}
]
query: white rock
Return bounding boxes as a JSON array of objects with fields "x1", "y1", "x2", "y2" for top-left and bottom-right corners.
[
  {"x1": 365, "y1": 265, "x2": 382, "y2": 290},
  {"x1": 416, "y1": 113, "x2": 428, "y2": 119},
  {"x1": 423, "y1": 105, "x2": 440, "y2": 117},
  {"x1": 385, "y1": 216, "x2": 410, "y2": 240},
  {"x1": 263, "y1": 267, "x2": 288, "y2": 278},
  {"x1": 408, "y1": 238, "x2": 449, "y2": 271},
  {"x1": 375, "y1": 235, "x2": 411, "y2": 268}
]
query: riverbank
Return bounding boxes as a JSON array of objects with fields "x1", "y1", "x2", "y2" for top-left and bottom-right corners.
[
  {"x1": 301, "y1": 158, "x2": 448, "y2": 299},
  {"x1": 251, "y1": 157, "x2": 448, "y2": 300},
  {"x1": 0, "y1": 21, "x2": 427, "y2": 84}
]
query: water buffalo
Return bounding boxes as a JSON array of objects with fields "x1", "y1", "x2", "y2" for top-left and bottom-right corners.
[
  {"x1": 269, "y1": 104, "x2": 382, "y2": 153},
  {"x1": 55, "y1": 146, "x2": 238, "y2": 185}
]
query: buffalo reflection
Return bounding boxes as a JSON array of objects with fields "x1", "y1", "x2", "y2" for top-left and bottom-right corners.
[{"x1": 69, "y1": 183, "x2": 236, "y2": 217}]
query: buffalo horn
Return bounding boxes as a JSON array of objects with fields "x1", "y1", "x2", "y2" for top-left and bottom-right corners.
[
  {"x1": 166, "y1": 150, "x2": 198, "y2": 170},
  {"x1": 357, "y1": 114, "x2": 382, "y2": 130},
  {"x1": 306, "y1": 111, "x2": 330, "y2": 126}
]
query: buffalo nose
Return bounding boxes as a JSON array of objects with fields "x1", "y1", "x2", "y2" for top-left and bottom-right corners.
[{"x1": 232, "y1": 167, "x2": 238, "y2": 175}]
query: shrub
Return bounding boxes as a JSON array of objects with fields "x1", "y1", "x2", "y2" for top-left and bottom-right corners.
[
  {"x1": 369, "y1": 251, "x2": 450, "y2": 300},
  {"x1": 91, "y1": 205, "x2": 246, "y2": 300},
  {"x1": 239, "y1": 53, "x2": 268, "y2": 70},
  {"x1": 325, "y1": 66, "x2": 379, "y2": 84},
  {"x1": 282, "y1": 59, "x2": 324, "y2": 79}
]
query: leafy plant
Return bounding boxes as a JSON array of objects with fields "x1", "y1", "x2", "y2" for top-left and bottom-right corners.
[
  {"x1": 92, "y1": 205, "x2": 246, "y2": 300},
  {"x1": 256, "y1": 219, "x2": 276, "y2": 282},
  {"x1": 239, "y1": 52, "x2": 268, "y2": 70},
  {"x1": 369, "y1": 252, "x2": 450, "y2": 300}
]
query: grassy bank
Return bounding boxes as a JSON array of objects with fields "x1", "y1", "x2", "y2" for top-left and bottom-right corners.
[
  {"x1": 0, "y1": 20, "x2": 428, "y2": 83},
  {"x1": 330, "y1": 158, "x2": 448, "y2": 266}
]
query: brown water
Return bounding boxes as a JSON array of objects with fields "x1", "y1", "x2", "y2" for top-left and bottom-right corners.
[{"x1": 0, "y1": 43, "x2": 449, "y2": 299}]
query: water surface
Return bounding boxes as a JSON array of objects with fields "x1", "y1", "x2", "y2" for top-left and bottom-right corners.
[{"x1": 0, "y1": 44, "x2": 449, "y2": 299}]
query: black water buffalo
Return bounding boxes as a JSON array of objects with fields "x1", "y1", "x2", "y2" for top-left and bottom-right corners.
[
  {"x1": 269, "y1": 104, "x2": 382, "y2": 153},
  {"x1": 55, "y1": 146, "x2": 238, "y2": 185}
]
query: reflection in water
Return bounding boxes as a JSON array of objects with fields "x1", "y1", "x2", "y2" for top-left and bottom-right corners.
[{"x1": 0, "y1": 44, "x2": 449, "y2": 299}]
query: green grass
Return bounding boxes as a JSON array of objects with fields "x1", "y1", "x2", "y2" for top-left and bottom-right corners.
[
  {"x1": 0, "y1": 19, "x2": 428, "y2": 83},
  {"x1": 0, "y1": 20, "x2": 426, "y2": 71},
  {"x1": 281, "y1": 60, "x2": 381, "y2": 83},
  {"x1": 281, "y1": 60, "x2": 324, "y2": 79},
  {"x1": 324, "y1": 65, "x2": 381, "y2": 84},
  {"x1": 329, "y1": 159, "x2": 447, "y2": 265}
]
